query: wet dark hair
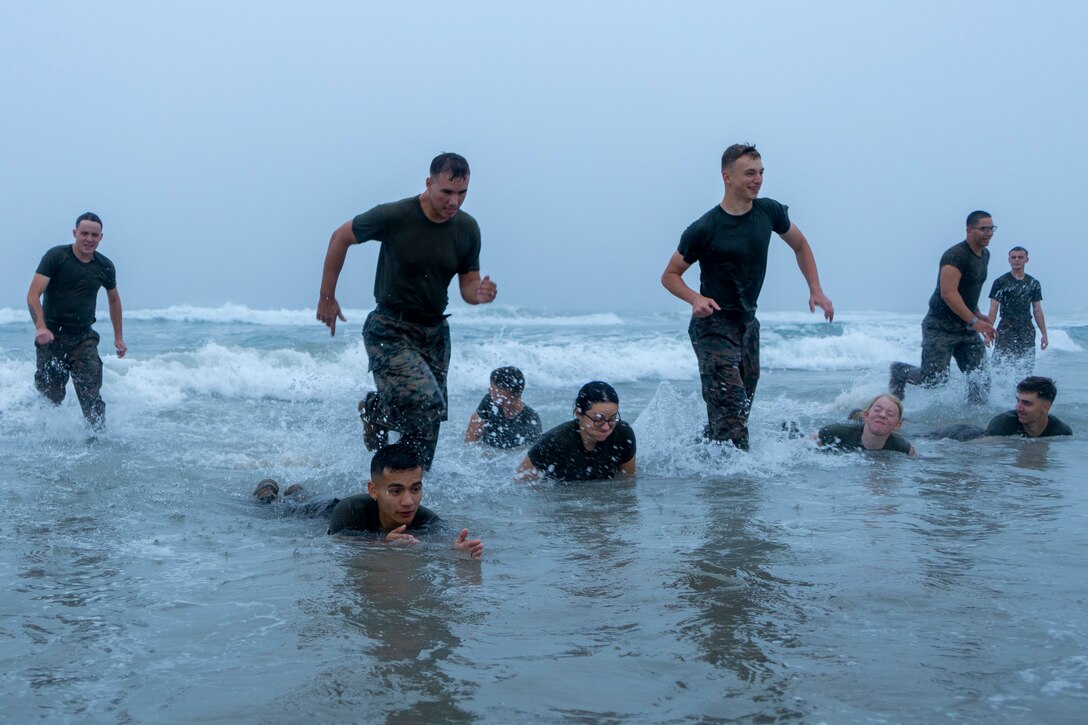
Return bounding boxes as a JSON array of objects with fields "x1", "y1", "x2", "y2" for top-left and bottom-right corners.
[
  {"x1": 370, "y1": 442, "x2": 422, "y2": 477},
  {"x1": 1009, "y1": 245, "x2": 1028, "y2": 255},
  {"x1": 75, "y1": 211, "x2": 102, "y2": 229},
  {"x1": 1017, "y1": 376, "x2": 1057, "y2": 402},
  {"x1": 721, "y1": 143, "x2": 760, "y2": 171},
  {"x1": 490, "y1": 366, "x2": 525, "y2": 396},
  {"x1": 430, "y1": 152, "x2": 470, "y2": 181},
  {"x1": 966, "y1": 210, "x2": 992, "y2": 227},
  {"x1": 574, "y1": 380, "x2": 619, "y2": 415}
]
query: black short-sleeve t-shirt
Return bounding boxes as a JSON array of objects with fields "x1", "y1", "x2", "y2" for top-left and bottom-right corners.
[
  {"x1": 988, "y1": 273, "x2": 1042, "y2": 323},
  {"x1": 352, "y1": 196, "x2": 481, "y2": 316},
  {"x1": 817, "y1": 423, "x2": 913, "y2": 454},
  {"x1": 475, "y1": 394, "x2": 543, "y2": 448},
  {"x1": 35, "y1": 245, "x2": 117, "y2": 327},
  {"x1": 984, "y1": 410, "x2": 1072, "y2": 438},
  {"x1": 326, "y1": 494, "x2": 442, "y2": 535},
  {"x1": 927, "y1": 241, "x2": 989, "y2": 322},
  {"x1": 527, "y1": 419, "x2": 637, "y2": 481},
  {"x1": 677, "y1": 198, "x2": 791, "y2": 321}
]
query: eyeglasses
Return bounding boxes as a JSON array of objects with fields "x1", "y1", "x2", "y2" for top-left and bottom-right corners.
[
  {"x1": 970, "y1": 225, "x2": 998, "y2": 234},
  {"x1": 581, "y1": 412, "x2": 621, "y2": 429}
]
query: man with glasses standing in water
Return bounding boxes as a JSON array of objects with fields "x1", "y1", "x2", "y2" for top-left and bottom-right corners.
[
  {"x1": 890, "y1": 211, "x2": 996, "y2": 404},
  {"x1": 316, "y1": 153, "x2": 498, "y2": 469},
  {"x1": 27, "y1": 212, "x2": 127, "y2": 430},
  {"x1": 661, "y1": 144, "x2": 834, "y2": 451}
]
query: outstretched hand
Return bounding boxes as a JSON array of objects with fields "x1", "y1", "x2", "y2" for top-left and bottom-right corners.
[
  {"x1": 809, "y1": 291, "x2": 834, "y2": 322},
  {"x1": 317, "y1": 296, "x2": 347, "y2": 336},
  {"x1": 384, "y1": 525, "x2": 420, "y2": 546},
  {"x1": 453, "y1": 528, "x2": 484, "y2": 559}
]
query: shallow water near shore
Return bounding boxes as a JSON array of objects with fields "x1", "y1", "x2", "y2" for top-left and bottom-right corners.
[{"x1": 1, "y1": 306, "x2": 1086, "y2": 722}]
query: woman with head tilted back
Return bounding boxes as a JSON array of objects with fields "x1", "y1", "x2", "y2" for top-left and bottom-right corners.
[
  {"x1": 816, "y1": 394, "x2": 916, "y2": 456},
  {"x1": 516, "y1": 381, "x2": 637, "y2": 481}
]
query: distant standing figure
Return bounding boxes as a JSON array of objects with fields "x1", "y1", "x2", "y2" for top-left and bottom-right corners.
[
  {"x1": 316, "y1": 153, "x2": 498, "y2": 469},
  {"x1": 987, "y1": 246, "x2": 1048, "y2": 373},
  {"x1": 661, "y1": 143, "x2": 834, "y2": 450},
  {"x1": 516, "y1": 381, "x2": 636, "y2": 482},
  {"x1": 984, "y1": 376, "x2": 1071, "y2": 438},
  {"x1": 890, "y1": 211, "x2": 995, "y2": 404},
  {"x1": 464, "y1": 366, "x2": 542, "y2": 449},
  {"x1": 27, "y1": 212, "x2": 126, "y2": 429}
]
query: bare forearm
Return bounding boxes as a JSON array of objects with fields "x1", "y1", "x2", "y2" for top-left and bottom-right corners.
[
  {"x1": 319, "y1": 227, "x2": 353, "y2": 298},
  {"x1": 661, "y1": 270, "x2": 698, "y2": 304},
  {"x1": 28, "y1": 300, "x2": 44, "y2": 328},
  {"x1": 1034, "y1": 307, "x2": 1047, "y2": 334},
  {"x1": 793, "y1": 245, "x2": 825, "y2": 295},
  {"x1": 109, "y1": 297, "x2": 124, "y2": 339}
]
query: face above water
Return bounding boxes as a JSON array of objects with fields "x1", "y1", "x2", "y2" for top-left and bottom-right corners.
[
  {"x1": 577, "y1": 401, "x2": 621, "y2": 444},
  {"x1": 71, "y1": 220, "x2": 103, "y2": 260},
  {"x1": 966, "y1": 216, "x2": 995, "y2": 249},
  {"x1": 863, "y1": 396, "x2": 903, "y2": 436},
  {"x1": 423, "y1": 172, "x2": 469, "y2": 220},
  {"x1": 368, "y1": 467, "x2": 424, "y2": 530},
  {"x1": 1014, "y1": 391, "x2": 1050, "y2": 428},
  {"x1": 723, "y1": 155, "x2": 764, "y2": 201}
]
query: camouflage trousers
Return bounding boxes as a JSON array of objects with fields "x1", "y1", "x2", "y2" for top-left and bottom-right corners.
[
  {"x1": 688, "y1": 315, "x2": 760, "y2": 450},
  {"x1": 889, "y1": 315, "x2": 989, "y2": 404},
  {"x1": 362, "y1": 309, "x2": 451, "y2": 469},
  {"x1": 34, "y1": 326, "x2": 105, "y2": 429},
  {"x1": 993, "y1": 320, "x2": 1035, "y2": 375}
]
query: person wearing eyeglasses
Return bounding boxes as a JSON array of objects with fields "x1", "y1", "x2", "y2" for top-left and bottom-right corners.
[
  {"x1": 890, "y1": 211, "x2": 996, "y2": 404},
  {"x1": 987, "y1": 246, "x2": 1048, "y2": 374},
  {"x1": 515, "y1": 381, "x2": 636, "y2": 481}
]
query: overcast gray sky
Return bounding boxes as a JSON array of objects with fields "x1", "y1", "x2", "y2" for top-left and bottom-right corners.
[{"x1": 3, "y1": 0, "x2": 1085, "y2": 316}]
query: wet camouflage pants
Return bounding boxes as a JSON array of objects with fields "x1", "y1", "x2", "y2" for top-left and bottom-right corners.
[
  {"x1": 34, "y1": 328, "x2": 105, "y2": 429},
  {"x1": 889, "y1": 315, "x2": 989, "y2": 404},
  {"x1": 993, "y1": 320, "x2": 1035, "y2": 374},
  {"x1": 689, "y1": 315, "x2": 760, "y2": 450},
  {"x1": 363, "y1": 310, "x2": 451, "y2": 469}
]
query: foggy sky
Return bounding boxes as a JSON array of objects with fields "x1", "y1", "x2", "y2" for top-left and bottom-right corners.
[{"x1": 3, "y1": 1, "x2": 1086, "y2": 318}]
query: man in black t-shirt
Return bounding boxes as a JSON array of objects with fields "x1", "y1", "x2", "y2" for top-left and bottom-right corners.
[
  {"x1": 317, "y1": 153, "x2": 499, "y2": 469},
  {"x1": 661, "y1": 144, "x2": 834, "y2": 450},
  {"x1": 26, "y1": 212, "x2": 127, "y2": 429},
  {"x1": 890, "y1": 211, "x2": 995, "y2": 404},
  {"x1": 984, "y1": 376, "x2": 1072, "y2": 438},
  {"x1": 464, "y1": 366, "x2": 542, "y2": 449},
  {"x1": 327, "y1": 443, "x2": 483, "y2": 559},
  {"x1": 987, "y1": 246, "x2": 1048, "y2": 373}
]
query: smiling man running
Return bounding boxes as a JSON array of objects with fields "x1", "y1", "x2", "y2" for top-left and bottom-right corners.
[{"x1": 661, "y1": 143, "x2": 834, "y2": 451}]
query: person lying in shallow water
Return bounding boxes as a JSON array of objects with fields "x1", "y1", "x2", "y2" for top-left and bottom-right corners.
[
  {"x1": 253, "y1": 442, "x2": 483, "y2": 559},
  {"x1": 815, "y1": 393, "x2": 916, "y2": 456},
  {"x1": 516, "y1": 380, "x2": 636, "y2": 481},
  {"x1": 924, "y1": 375, "x2": 1073, "y2": 441}
]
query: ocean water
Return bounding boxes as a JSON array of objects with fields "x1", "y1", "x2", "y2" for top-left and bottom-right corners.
[{"x1": 1, "y1": 305, "x2": 1086, "y2": 723}]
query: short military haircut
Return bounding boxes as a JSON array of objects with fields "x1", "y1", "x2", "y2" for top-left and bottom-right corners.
[
  {"x1": 721, "y1": 143, "x2": 760, "y2": 171},
  {"x1": 430, "y1": 152, "x2": 470, "y2": 181},
  {"x1": 574, "y1": 380, "x2": 619, "y2": 415},
  {"x1": 370, "y1": 442, "x2": 422, "y2": 477},
  {"x1": 1017, "y1": 376, "x2": 1057, "y2": 402},
  {"x1": 966, "y1": 210, "x2": 992, "y2": 227},
  {"x1": 1009, "y1": 245, "x2": 1028, "y2": 255},
  {"x1": 75, "y1": 211, "x2": 103, "y2": 229},
  {"x1": 490, "y1": 366, "x2": 526, "y2": 396}
]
